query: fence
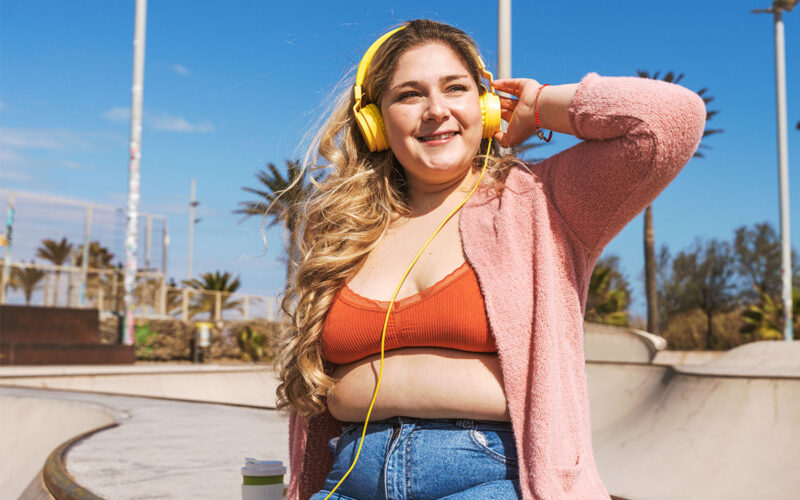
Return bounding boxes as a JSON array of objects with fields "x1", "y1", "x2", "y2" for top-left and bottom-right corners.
[
  {"x1": 0, "y1": 189, "x2": 167, "y2": 304},
  {"x1": 0, "y1": 190, "x2": 281, "y2": 322},
  {"x1": 0, "y1": 261, "x2": 280, "y2": 322}
]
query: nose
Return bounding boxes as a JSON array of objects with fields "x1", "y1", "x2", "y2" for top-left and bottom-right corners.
[{"x1": 422, "y1": 91, "x2": 450, "y2": 122}]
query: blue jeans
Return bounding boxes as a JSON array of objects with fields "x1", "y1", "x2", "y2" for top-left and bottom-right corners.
[{"x1": 309, "y1": 416, "x2": 521, "y2": 500}]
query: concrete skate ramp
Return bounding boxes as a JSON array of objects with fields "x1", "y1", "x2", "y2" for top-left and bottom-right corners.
[
  {"x1": 588, "y1": 341, "x2": 800, "y2": 499},
  {"x1": 0, "y1": 394, "x2": 117, "y2": 499},
  {"x1": 584, "y1": 322, "x2": 667, "y2": 363},
  {"x1": 0, "y1": 364, "x2": 279, "y2": 408}
]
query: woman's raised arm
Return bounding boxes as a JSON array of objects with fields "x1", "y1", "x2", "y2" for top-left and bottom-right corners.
[
  {"x1": 510, "y1": 72, "x2": 707, "y2": 255},
  {"x1": 492, "y1": 78, "x2": 580, "y2": 144}
]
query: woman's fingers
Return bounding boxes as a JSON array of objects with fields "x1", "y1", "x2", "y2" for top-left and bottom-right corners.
[
  {"x1": 492, "y1": 78, "x2": 544, "y2": 147},
  {"x1": 493, "y1": 130, "x2": 512, "y2": 148},
  {"x1": 498, "y1": 96, "x2": 518, "y2": 112},
  {"x1": 494, "y1": 127, "x2": 519, "y2": 148},
  {"x1": 491, "y1": 78, "x2": 525, "y2": 96}
]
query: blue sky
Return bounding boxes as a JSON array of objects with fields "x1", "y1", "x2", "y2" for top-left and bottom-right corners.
[{"x1": 1, "y1": 0, "x2": 798, "y2": 320}]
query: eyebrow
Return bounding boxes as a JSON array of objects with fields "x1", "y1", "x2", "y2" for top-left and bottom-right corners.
[{"x1": 390, "y1": 74, "x2": 471, "y2": 91}]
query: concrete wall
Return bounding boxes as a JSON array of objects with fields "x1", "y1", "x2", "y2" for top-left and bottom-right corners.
[{"x1": 0, "y1": 393, "x2": 116, "y2": 499}]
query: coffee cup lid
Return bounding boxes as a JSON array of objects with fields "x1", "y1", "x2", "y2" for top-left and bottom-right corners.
[{"x1": 241, "y1": 457, "x2": 286, "y2": 477}]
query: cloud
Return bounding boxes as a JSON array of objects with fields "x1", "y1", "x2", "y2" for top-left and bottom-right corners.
[
  {"x1": 0, "y1": 135, "x2": 35, "y2": 182},
  {"x1": 0, "y1": 127, "x2": 92, "y2": 150},
  {"x1": 102, "y1": 107, "x2": 130, "y2": 122},
  {"x1": 101, "y1": 108, "x2": 213, "y2": 133},
  {"x1": 61, "y1": 159, "x2": 90, "y2": 170},
  {"x1": 173, "y1": 64, "x2": 191, "y2": 76},
  {"x1": 0, "y1": 127, "x2": 124, "y2": 186},
  {"x1": 151, "y1": 113, "x2": 214, "y2": 133}
]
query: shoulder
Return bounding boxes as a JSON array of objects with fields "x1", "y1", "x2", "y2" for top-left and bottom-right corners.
[
  {"x1": 466, "y1": 162, "x2": 541, "y2": 210},
  {"x1": 503, "y1": 161, "x2": 541, "y2": 194}
]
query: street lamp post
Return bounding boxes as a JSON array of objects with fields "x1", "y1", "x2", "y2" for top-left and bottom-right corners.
[
  {"x1": 498, "y1": 0, "x2": 511, "y2": 80},
  {"x1": 123, "y1": 0, "x2": 147, "y2": 346},
  {"x1": 187, "y1": 178, "x2": 201, "y2": 281},
  {"x1": 497, "y1": 0, "x2": 511, "y2": 156},
  {"x1": 753, "y1": 0, "x2": 796, "y2": 342}
]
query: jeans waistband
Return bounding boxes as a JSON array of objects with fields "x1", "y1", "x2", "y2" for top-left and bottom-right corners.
[{"x1": 345, "y1": 416, "x2": 513, "y2": 431}]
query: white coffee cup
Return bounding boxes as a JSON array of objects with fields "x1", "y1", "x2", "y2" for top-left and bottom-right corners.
[{"x1": 242, "y1": 457, "x2": 286, "y2": 500}]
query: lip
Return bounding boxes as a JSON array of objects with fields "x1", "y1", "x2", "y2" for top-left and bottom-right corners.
[{"x1": 416, "y1": 131, "x2": 459, "y2": 146}]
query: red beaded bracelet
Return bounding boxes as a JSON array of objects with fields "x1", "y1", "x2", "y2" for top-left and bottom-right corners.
[{"x1": 534, "y1": 84, "x2": 553, "y2": 143}]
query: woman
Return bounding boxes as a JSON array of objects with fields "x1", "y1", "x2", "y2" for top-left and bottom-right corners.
[{"x1": 273, "y1": 19, "x2": 706, "y2": 500}]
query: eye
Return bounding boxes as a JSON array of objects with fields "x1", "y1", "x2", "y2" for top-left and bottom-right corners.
[
  {"x1": 398, "y1": 91, "x2": 420, "y2": 101},
  {"x1": 447, "y1": 84, "x2": 468, "y2": 93}
]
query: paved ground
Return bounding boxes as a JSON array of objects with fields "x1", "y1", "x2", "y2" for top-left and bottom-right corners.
[
  {"x1": 1, "y1": 388, "x2": 119, "y2": 499},
  {"x1": 0, "y1": 385, "x2": 290, "y2": 500}
]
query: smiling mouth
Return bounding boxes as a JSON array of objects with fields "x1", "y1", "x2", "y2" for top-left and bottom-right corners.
[{"x1": 417, "y1": 131, "x2": 458, "y2": 143}]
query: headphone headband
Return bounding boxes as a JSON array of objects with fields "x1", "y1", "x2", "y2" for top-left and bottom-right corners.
[{"x1": 354, "y1": 25, "x2": 407, "y2": 108}]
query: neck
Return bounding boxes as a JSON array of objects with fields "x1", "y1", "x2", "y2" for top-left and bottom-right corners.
[{"x1": 402, "y1": 168, "x2": 481, "y2": 219}]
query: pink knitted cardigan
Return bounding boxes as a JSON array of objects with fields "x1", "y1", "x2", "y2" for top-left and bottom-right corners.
[{"x1": 286, "y1": 72, "x2": 707, "y2": 499}]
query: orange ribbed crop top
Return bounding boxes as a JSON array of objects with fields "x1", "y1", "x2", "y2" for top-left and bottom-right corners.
[{"x1": 321, "y1": 260, "x2": 496, "y2": 364}]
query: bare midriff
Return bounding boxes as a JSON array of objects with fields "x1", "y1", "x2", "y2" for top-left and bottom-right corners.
[
  {"x1": 326, "y1": 346, "x2": 510, "y2": 423},
  {"x1": 327, "y1": 194, "x2": 509, "y2": 423}
]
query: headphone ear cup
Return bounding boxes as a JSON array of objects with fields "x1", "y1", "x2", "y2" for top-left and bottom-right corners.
[
  {"x1": 480, "y1": 92, "x2": 502, "y2": 139},
  {"x1": 354, "y1": 103, "x2": 389, "y2": 152}
]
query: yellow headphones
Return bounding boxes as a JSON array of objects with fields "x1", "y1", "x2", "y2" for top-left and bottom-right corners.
[
  {"x1": 352, "y1": 25, "x2": 502, "y2": 152},
  {"x1": 325, "y1": 25, "x2": 500, "y2": 499}
]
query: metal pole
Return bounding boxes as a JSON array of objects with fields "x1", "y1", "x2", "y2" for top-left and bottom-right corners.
[
  {"x1": 182, "y1": 288, "x2": 189, "y2": 322},
  {"x1": 124, "y1": 0, "x2": 147, "y2": 346},
  {"x1": 188, "y1": 178, "x2": 196, "y2": 281},
  {"x1": 160, "y1": 219, "x2": 168, "y2": 314},
  {"x1": 498, "y1": 0, "x2": 511, "y2": 79},
  {"x1": 80, "y1": 206, "x2": 93, "y2": 306},
  {"x1": 145, "y1": 214, "x2": 152, "y2": 271},
  {"x1": 773, "y1": 7, "x2": 793, "y2": 341},
  {"x1": 162, "y1": 219, "x2": 169, "y2": 278},
  {"x1": 497, "y1": 0, "x2": 511, "y2": 156},
  {"x1": 0, "y1": 194, "x2": 15, "y2": 305}
]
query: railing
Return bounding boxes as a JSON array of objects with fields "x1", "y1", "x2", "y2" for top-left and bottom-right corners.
[{"x1": 0, "y1": 261, "x2": 280, "y2": 322}]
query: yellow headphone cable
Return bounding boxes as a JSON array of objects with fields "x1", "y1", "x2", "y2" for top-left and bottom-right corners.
[{"x1": 324, "y1": 137, "x2": 494, "y2": 499}]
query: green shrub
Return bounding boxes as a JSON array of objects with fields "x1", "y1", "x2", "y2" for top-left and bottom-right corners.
[
  {"x1": 237, "y1": 326, "x2": 266, "y2": 362},
  {"x1": 134, "y1": 321, "x2": 157, "y2": 359}
]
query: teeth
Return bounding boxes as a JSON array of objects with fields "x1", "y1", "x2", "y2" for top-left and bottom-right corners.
[{"x1": 419, "y1": 132, "x2": 456, "y2": 141}]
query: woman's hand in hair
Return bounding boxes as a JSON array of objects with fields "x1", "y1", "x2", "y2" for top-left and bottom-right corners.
[{"x1": 492, "y1": 78, "x2": 579, "y2": 147}]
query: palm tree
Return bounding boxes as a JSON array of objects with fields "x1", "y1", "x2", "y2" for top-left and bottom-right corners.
[
  {"x1": 184, "y1": 271, "x2": 243, "y2": 320},
  {"x1": 36, "y1": 237, "x2": 74, "y2": 307},
  {"x1": 636, "y1": 71, "x2": 722, "y2": 335},
  {"x1": 585, "y1": 255, "x2": 631, "y2": 326},
  {"x1": 741, "y1": 284, "x2": 800, "y2": 341},
  {"x1": 10, "y1": 261, "x2": 46, "y2": 305},
  {"x1": 75, "y1": 241, "x2": 116, "y2": 269},
  {"x1": 234, "y1": 160, "x2": 322, "y2": 297},
  {"x1": 75, "y1": 241, "x2": 117, "y2": 307}
]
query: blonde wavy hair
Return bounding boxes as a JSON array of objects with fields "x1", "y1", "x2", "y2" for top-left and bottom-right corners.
[{"x1": 272, "y1": 19, "x2": 524, "y2": 418}]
